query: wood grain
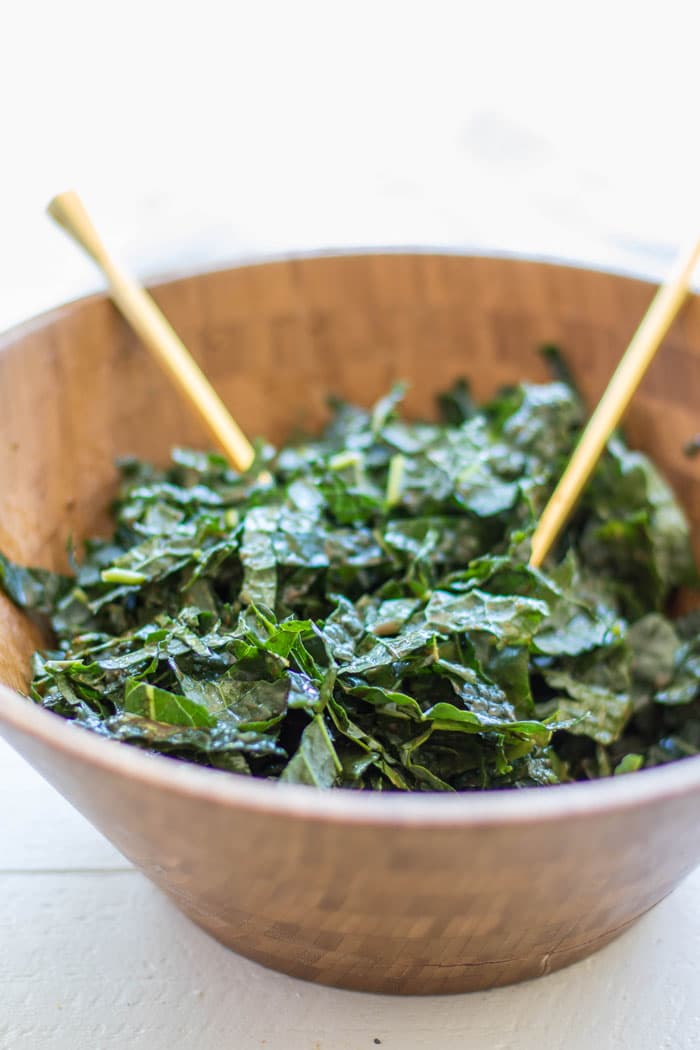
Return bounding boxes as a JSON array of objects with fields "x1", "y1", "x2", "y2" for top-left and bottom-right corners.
[{"x1": 1, "y1": 253, "x2": 700, "y2": 994}]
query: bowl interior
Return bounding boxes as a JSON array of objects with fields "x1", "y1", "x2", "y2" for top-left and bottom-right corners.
[{"x1": 1, "y1": 252, "x2": 700, "y2": 698}]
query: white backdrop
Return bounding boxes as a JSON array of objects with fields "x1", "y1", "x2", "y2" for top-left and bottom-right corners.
[
  {"x1": 1, "y1": 3, "x2": 700, "y2": 1047},
  {"x1": 2, "y1": 0, "x2": 699, "y2": 332}
]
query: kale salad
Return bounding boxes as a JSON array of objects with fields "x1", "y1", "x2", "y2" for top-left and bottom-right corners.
[{"x1": 2, "y1": 354, "x2": 699, "y2": 791}]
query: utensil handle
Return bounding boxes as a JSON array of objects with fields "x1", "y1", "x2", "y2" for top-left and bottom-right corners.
[
  {"x1": 47, "y1": 191, "x2": 256, "y2": 473},
  {"x1": 530, "y1": 238, "x2": 700, "y2": 568}
]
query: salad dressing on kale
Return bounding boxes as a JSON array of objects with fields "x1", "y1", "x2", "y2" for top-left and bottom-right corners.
[{"x1": 2, "y1": 364, "x2": 699, "y2": 790}]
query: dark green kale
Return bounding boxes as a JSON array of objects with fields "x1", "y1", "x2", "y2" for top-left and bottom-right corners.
[{"x1": 2, "y1": 364, "x2": 699, "y2": 790}]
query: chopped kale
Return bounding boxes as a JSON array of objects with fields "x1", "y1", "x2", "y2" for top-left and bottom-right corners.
[{"x1": 2, "y1": 364, "x2": 699, "y2": 790}]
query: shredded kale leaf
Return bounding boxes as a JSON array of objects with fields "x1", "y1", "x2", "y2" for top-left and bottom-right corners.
[{"x1": 3, "y1": 359, "x2": 699, "y2": 790}]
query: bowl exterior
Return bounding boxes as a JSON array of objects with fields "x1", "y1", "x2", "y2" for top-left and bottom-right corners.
[{"x1": 2, "y1": 700, "x2": 700, "y2": 994}]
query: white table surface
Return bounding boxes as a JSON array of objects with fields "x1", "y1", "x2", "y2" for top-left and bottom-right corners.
[{"x1": 2, "y1": 2, "x2": 699, "y2": 1046}]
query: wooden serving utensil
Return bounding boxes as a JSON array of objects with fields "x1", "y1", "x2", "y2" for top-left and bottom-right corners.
[
  {"x1": 47, "y1": 191, "x2": 257, "y2": 474},
  {"x1": 530, "y1": 238, "x2": 700, "y2": 568}
]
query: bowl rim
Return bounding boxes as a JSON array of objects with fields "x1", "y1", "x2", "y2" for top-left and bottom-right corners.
[
  {"x1": 2, "y1": 249, "x2": 700, "y2": 830},
  {"x1": 0, "y1": 244, "x2": 679, "y2": 350},
  {"x1": 4, "y1": 682, "x2": 700, "y2": 827}
]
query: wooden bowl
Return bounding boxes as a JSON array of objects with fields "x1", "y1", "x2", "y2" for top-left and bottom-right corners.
[{"x1": 2, "y1": 253, "x2": 700, "y2": 996}]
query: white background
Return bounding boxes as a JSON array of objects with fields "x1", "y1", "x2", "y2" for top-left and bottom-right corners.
[{"x1": 1, "y1": 2, "x2": 699, "y2": 1047}]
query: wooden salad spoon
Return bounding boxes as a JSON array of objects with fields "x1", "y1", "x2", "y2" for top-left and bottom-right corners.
[
  {"x1": 530, "y1": 237, "x2": 700, "y2": 567},
  {"x1": 47, "y1": 191, "x2": 256, "y2": 474}
]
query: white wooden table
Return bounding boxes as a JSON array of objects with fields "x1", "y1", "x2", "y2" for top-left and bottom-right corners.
[
  {"x1": 2, "y1": 739, "x2": 700, "y2": 1049},
  {"x1": 2, "y1": 2, "x2": 699, "y2": 1045}
]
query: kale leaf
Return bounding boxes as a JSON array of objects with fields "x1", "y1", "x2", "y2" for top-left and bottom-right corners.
[{"x1": 3, "y1": 367, "x2": 698, "y2": 790}]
